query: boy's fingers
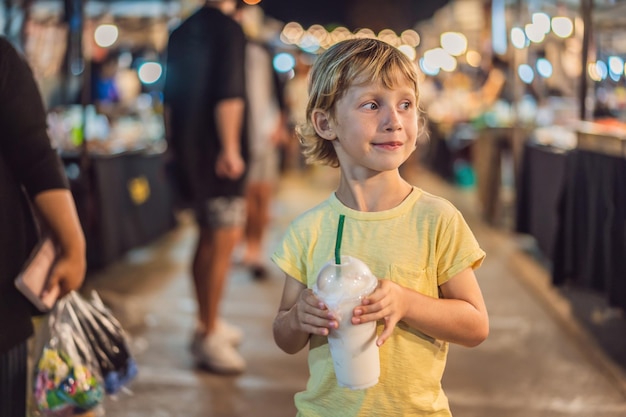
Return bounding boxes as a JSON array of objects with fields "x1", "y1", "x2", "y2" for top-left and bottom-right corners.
[
  {"x1": 376, "y1": 328, "x2": 391, "y2": 346},
  {"x1": 376, "y1": 316, "x2": 396, "y2": 346}
]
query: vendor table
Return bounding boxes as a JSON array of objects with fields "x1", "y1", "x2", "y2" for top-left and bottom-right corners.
[
  {"x1": 515, "y1": 141, "x2": 568, "y2": 261},
  {"x1": 517, "y1": 125, "x2": 626, "y2": 310},
  {"x1": 63, "y1": 150, "x2": 177, "y2": 269},
  {"x1": 551, "y1": 130, "x2": 626, "y2": 310}
]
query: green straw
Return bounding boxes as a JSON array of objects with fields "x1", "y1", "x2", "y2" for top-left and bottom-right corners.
[{"x1": 334, "y1": 215, "x2": 345, "y2": 265}]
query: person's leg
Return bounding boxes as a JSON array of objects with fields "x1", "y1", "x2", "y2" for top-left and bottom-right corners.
[
  {"x1": 243, "y1": 148, "x2": 278, "y2": 276},
  {"x1": 0, "y1": 341, "x2": 28, "y2": 417},
  {"x1": 193, "y1": 225, "x2": 243, "y2": 334},
  {"x1": 243, "y1": 181, "x2": 273, "y2": 278},
  {"x1": 281, "y1": 128, "x2": 303, "y2": 172},
  {"x1": 190, "y1": 197, "x2": 246, "y2": 373},
  {"x1": 243, "y1": 184, "x2": 260, "y2": 263},
  {"x1": 191, "y1": 226, "x2": 214, "y2": 334}
]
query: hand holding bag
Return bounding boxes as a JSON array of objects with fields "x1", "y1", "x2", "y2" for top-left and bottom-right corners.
[{"x1": 14, "y1": 236, "x2": 60, "y2": 312}]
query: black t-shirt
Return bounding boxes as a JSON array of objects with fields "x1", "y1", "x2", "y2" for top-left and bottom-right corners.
[
  {"x1": 0, "y1": 37, "x2": 69, "y2": 354},
  {"x1": 163, "y1": 7, "x2": 248, "y2": 200}
]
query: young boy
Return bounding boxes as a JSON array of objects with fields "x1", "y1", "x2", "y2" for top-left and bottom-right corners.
[{"x1": 271, "y1": 38, "x2": 489, "y2": 416}]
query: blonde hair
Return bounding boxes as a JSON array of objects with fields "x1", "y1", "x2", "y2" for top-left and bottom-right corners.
[{"x1": 297, "y1": 38, "x2": 421, "y2": 167}]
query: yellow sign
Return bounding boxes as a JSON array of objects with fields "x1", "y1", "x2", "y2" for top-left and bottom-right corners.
[{"x1": 127, "y1": 176, "x2": 150, "y2": 205}]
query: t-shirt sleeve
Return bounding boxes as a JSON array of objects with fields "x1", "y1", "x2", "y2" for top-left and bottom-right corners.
[
  {"x1": 214, "y1": 21, "x2": 246, "y2": 101},
  {"x1": 435, "y1": 209, "x2": 485, "y2": 285},
  {"x1": 271, "y1": 221, "x2": 309, "y2": 285}
]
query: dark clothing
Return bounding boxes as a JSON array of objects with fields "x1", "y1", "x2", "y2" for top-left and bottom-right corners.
[
  {"x1": 0, "y1": 341, "x2": 28, "y2": 417},
  {"x1": 0, "y1": 37, "x2": 69, "y2": 355},
  {"x1": 163, "y1": 6, "x2": 248, "y2": 202}
]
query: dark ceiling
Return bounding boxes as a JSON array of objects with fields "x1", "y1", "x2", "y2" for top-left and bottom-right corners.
[{"x1": 258, "y1": 0, "x2": 450, "y2": 33}]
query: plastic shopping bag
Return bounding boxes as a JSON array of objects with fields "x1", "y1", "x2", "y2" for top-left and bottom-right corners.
[
  {"x1": 33, "y1": 297, "x2": 105, "y2": 416},
  {"x1": 66, "y1": 291, "x2": 138, "y2": 395}
]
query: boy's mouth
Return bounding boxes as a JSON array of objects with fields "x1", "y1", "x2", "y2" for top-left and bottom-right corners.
[{"x1": 372, "y1": 141, "x2": 403, "y2": 150}]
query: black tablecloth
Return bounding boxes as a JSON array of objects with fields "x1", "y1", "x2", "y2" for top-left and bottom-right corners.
[
  {"x1": 552, "y1": 149, "x2": 626, "y2": 310},
  {"x1": 515, "y1": 142, "x2": 568, "y2": 261},
  {"x1": 63, "y1": 152, "x2": 177, "y2": 269}
]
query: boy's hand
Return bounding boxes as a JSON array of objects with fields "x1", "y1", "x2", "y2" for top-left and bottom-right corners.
[
  {"x1": 294, "y1": 289, "x2": 338, "y2": 336},
  {"x1": 351, "y1": 279, "x2": 408, "y2": 346}
]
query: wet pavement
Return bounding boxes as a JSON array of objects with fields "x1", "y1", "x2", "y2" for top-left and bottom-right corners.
[{"x1": 76, "y1": 163, "x2": 626, "y2": 417}]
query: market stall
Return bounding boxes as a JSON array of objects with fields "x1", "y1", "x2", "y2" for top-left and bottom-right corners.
[
  {"x1": 51, "y1": 105, "x2": 176, "y2": 269},
  {"x1": 551, "y1": 124, "x2": 626, "y2": 311},
  {"x1": 64, "y1": 149, "x2": 175, "y2": 269},
  {"x1": 11, "y1": 0, "x2": 180, "y2": 268},
  {"x1": 514, "y1": 123, "x2": 575, "y2": 257},
  {"x1": 514, "y1": 119, "x2": 626, "y2": 312}
]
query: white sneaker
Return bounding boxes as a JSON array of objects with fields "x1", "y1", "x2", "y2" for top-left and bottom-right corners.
[
  {"x1": 217, "y1": 319, "x2": 243, "y2": 346},
  {"x1": 191, "y1": 332, "x2": 246, "y2": 374},
  {"x1": 190, "y1": 319, "x2": 243, "y2": 350}
]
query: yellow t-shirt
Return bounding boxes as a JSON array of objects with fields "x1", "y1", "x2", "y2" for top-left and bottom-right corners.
[{"x1": 272, "y1": 187, "x2": 485, "y2": 417}]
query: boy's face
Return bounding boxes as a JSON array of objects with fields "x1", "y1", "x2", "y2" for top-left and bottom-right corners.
[{"x1": 325, "y1": 77, "x2": 418, "y2": 175}]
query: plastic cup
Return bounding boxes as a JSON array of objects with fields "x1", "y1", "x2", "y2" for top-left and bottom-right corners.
[{"x1": 314, "y1": 255, "x2": 379, "y2": 390}]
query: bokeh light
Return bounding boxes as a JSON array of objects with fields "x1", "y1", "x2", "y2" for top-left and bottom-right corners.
[
  {"x1": 94, "y1": 24, "x2": 118, "y2": 48},
  {"x1": 551, "y1": 16, "x2": 573, "y2": 38},
  {"x1": 273, "y1": 52, "x2": 296, "y2": 73},
  {"x1": 518, "y1": 64, "x2": 534, "y2": 84},
  {"x1": 440, "y1": 32, "x2": 467, "y2": 56},
  {"x1": 536, "y1": 58, "x2": 553, "y2": 78},
  {"x1": 511, "y1": 27, "x2": 528, "y2": 49},
  {"x1": 137, "y1": 62, "x2": 162, "y2": 84}
]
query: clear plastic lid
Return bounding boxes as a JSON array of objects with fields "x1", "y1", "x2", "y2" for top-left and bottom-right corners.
[{"x1": 314, "y1": 256, "x2": 378, "y2": 306}]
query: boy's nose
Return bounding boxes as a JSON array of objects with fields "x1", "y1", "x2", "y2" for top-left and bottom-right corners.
[{"x1": 384, "y1": 109, "x2": 402, "y2": 131}]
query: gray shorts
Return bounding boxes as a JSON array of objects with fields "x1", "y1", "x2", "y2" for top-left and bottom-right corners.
[{"x1": 195, "y1": 196, "x2": 246, "y2": 229}]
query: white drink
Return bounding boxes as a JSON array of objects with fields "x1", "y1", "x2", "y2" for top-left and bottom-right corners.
[{"x1": 315, "y1": 256, "x2": 380, "y2": 390}]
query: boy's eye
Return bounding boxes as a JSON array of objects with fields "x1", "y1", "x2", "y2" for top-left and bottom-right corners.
[
  {"x1": 363, "y1": 102, "x2": 378, "y2": 110},
  {"x1": 400, "y1": 101, "x2": 411, "y2": 110}
]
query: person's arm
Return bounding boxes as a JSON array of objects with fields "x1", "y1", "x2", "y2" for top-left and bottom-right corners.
[
  {"x1": 33, "y1": 189, "x2": 86, "y2": 297},
  {"x1": 0, "y1": 38, "x2": 86, "y2": 297},
  {"x1": 270, "y1": 110, "x2": 290, "y2": 147},
  {"x1": 214, "y1": 97, "x2": 245, "y2": 179},
  {"x1": 353, "y1": 268, "x2": 489, "y2": 347},
  {"x1": 273, "y1": 275, "x2": 337, "y2": 354}
]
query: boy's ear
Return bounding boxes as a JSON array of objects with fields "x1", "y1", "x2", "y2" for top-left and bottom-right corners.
[{"x1": 311, "y1": 109, "x2": 337, "y2": 140}]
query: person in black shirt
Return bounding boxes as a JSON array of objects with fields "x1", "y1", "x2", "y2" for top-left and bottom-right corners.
[
  {"x1": 163, "y1": 0, "x2": 248, "y2": 374},
  {"x1": 0, "y1": 37, "x2": 86, "y2": 417}
]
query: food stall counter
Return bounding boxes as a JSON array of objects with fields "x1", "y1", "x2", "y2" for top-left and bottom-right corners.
[{"x1": 61, "y1": 145, "x2": 176, "y2": 270}]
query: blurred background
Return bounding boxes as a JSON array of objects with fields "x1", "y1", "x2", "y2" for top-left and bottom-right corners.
[
  {"x1": 3, "y1": 0, "x2": 626, "y2": 416},
  {"x1": 4, "y1": 0, "x2": 625, "y2": 298}
]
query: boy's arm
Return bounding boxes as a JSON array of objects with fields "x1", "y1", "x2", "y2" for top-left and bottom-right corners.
[
  {"x1": 273, "y1": 275, "x2": 336, "y2": 354},
  {"x1": 428, "y1": 268, "x2": 489, "y2": 346},
  {"x1": 354, "y1": 268, "x2": 489, "y2": 348}
]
